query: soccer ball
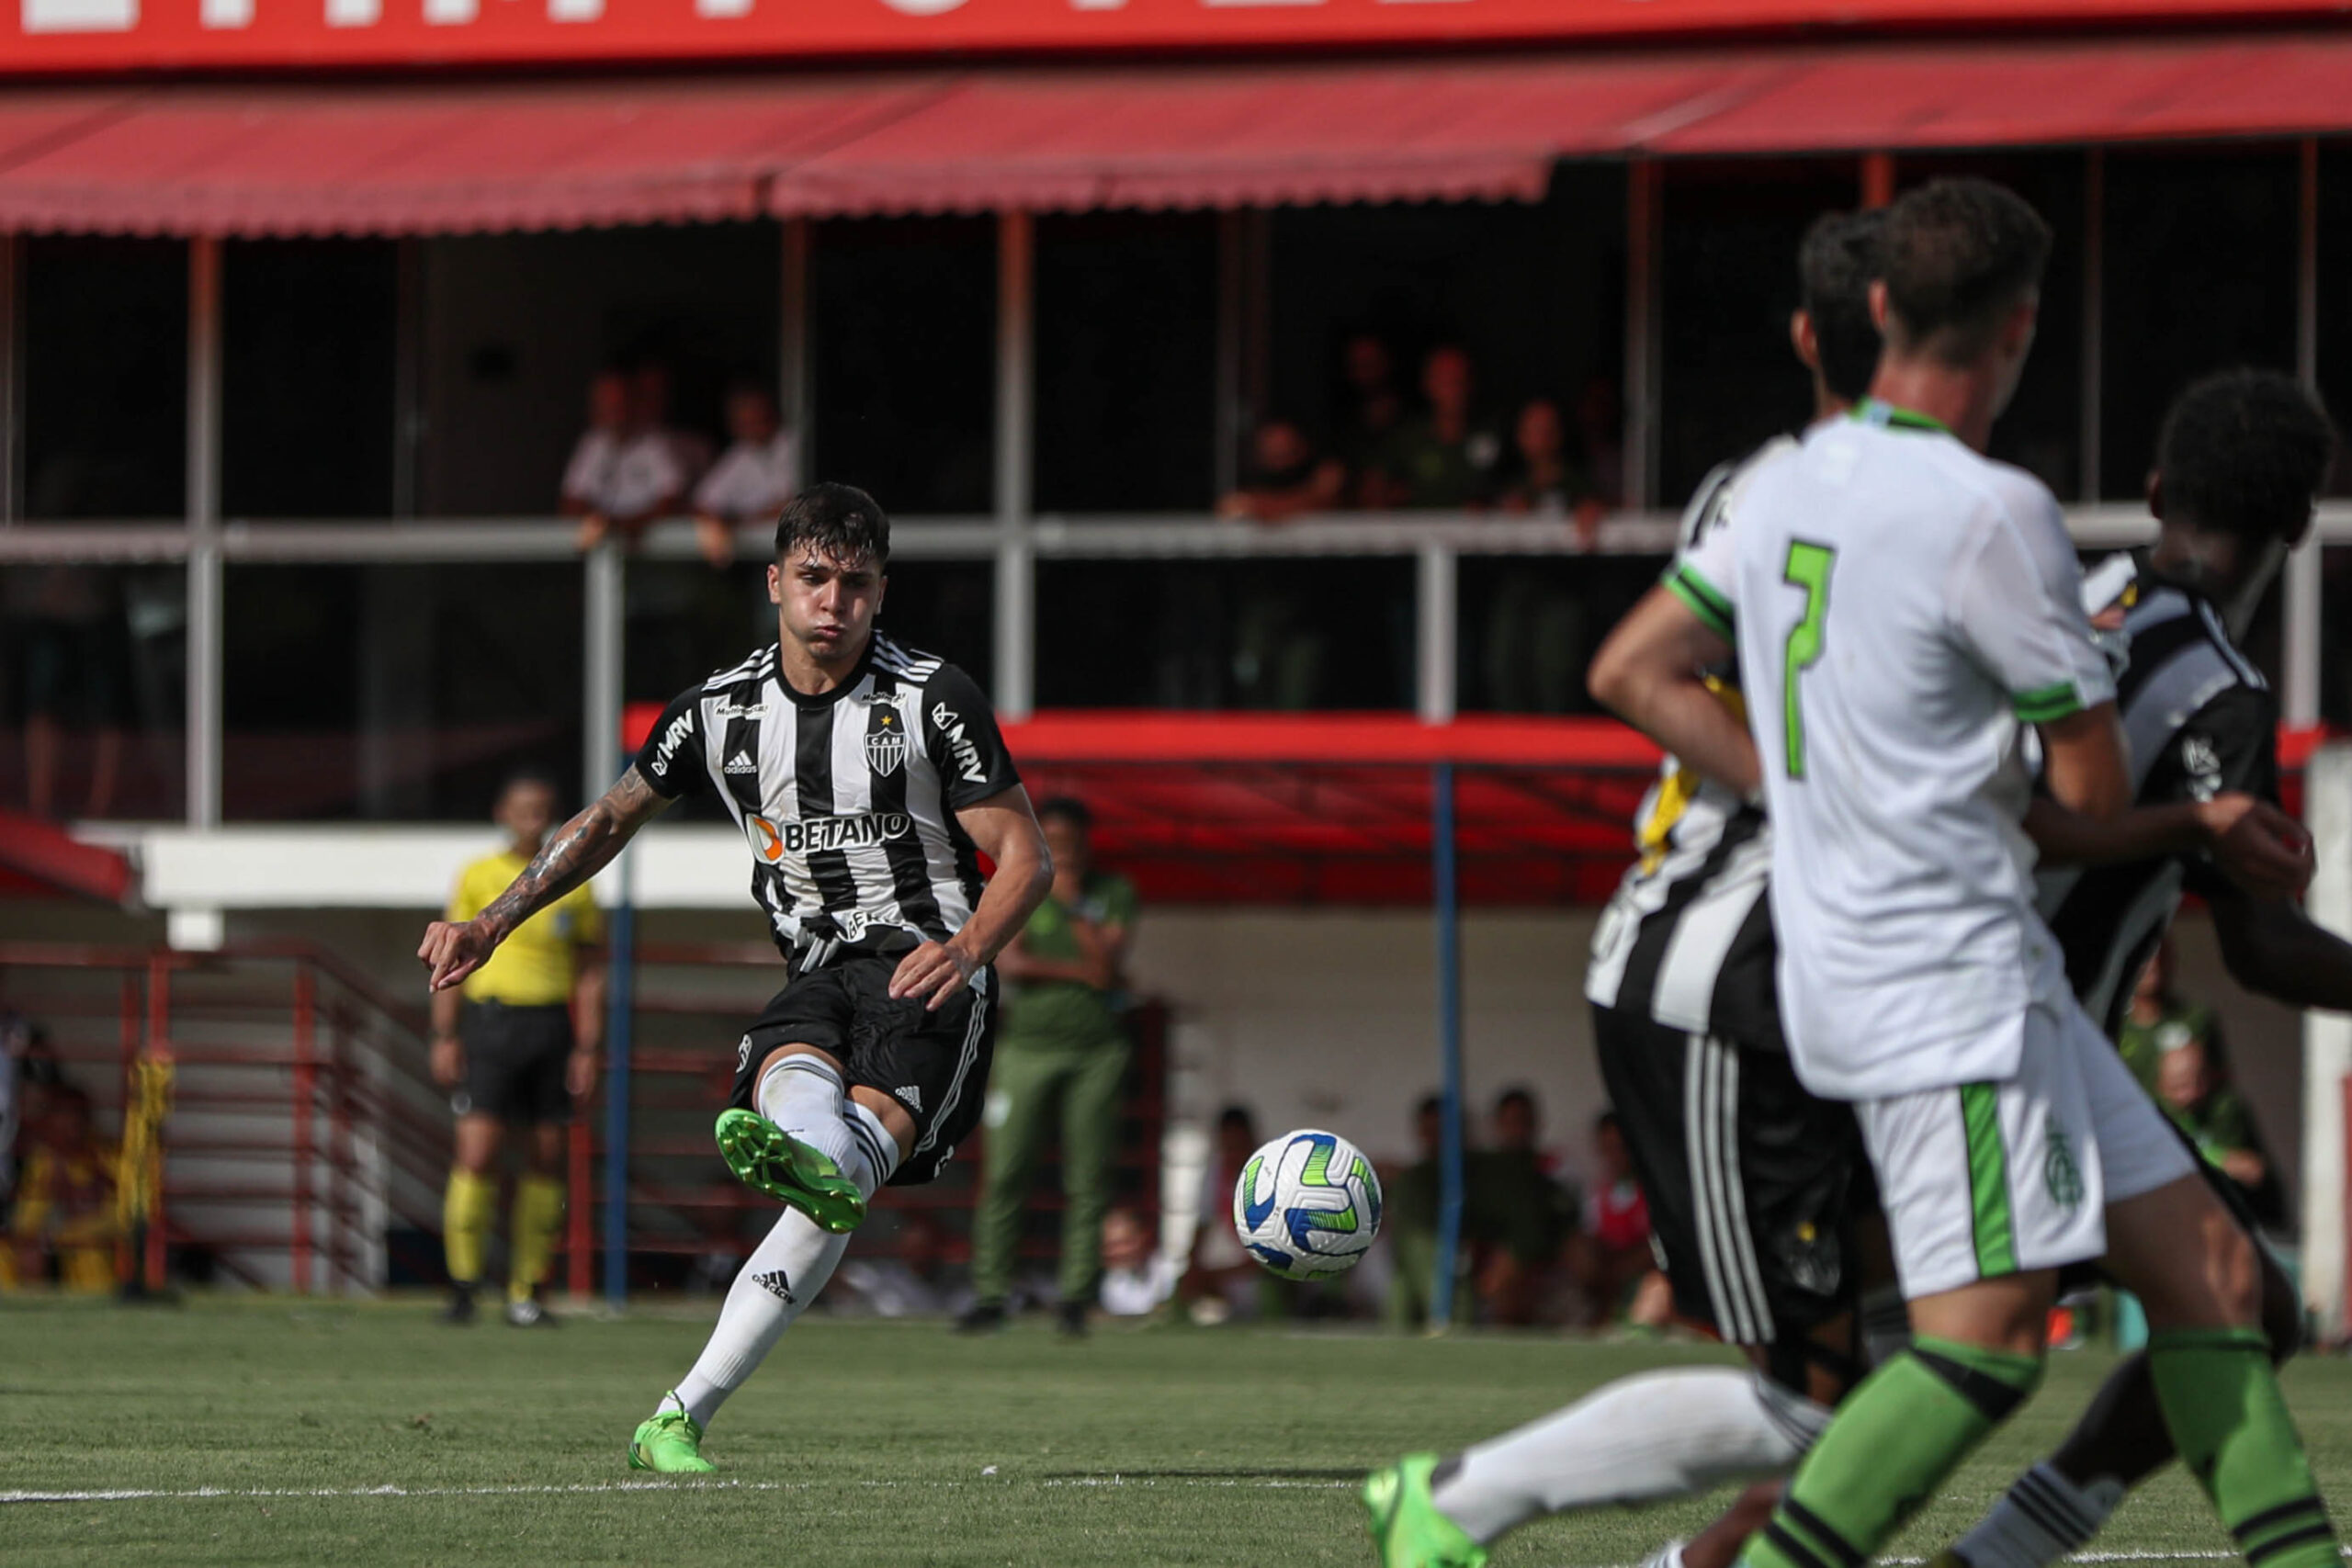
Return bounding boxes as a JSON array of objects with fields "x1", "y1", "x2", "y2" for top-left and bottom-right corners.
[{"x1": 1231, "y1": 1128, "x2": 1383, "y2": 1280}]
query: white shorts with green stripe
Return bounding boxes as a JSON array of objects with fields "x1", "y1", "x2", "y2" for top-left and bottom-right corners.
[{"x1": 1858, "y1": 997, "x2": 2196, "y2": 1300}]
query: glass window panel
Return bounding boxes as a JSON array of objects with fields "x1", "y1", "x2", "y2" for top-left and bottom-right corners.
[
  {"x1": 223, "y1": 239, "x2": 398, "y2": 519},
  {"x1": 22, "y1": 237, "x2": 187, "y2": 520},
  {"x1": 2102, "y1": 146, "x2": 2298, "y2": 500},
  {"x1": 1, "y1": 564, "x2": 186, "y2": 820},
  {"x1": 222, "y1": 563, "x2": 583, "y2": 821},
  {"x1": 1657, "y1": 158, "x2": 1858, "y2": 507},
  {"x1": 1034, "y1": 211, "x2": 1216, "y2": 513},
  {"x1": 1035, "y1": 558, "x2": 1414, "y2": 710},
  {"x1": 1456, "y1": 554, "x2": 1668, "y2": 715},
  {"x1": 810, "y1": 217, "x2": 994, "y2": 515},
  {"x1": 1268, "y1": 169, "x2": 1625, "y2": 510},
  {"x1": 419, "y1": 224, "x2": 780, "y2": 517}
]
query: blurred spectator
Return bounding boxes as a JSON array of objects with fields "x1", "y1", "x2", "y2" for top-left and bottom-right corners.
[
  {"x1": 4, "y1": 1084, "x2": 116, "y2": 1293},
  {"x1": 1335, "y1": 333, "x2": 1409, "y2": 506},
  {"x1": 2117, "y1": 939, "x2": 2216, "y2": 1097},
  {"x1": 1098, "y1": 1207, "x2": 1182, "y2": 1318},
  {"x1": 1465, "y1": 1086, "x2": 1578, "y2": 1325},
  {"x1": 1571, "y1": 374, "x2": 1626, "y2": 508},
  {"x1": 1484, "y1": 396, "x2": 1600, "y2": 715},
  {"x1": 5, "y1": 566, "x2": 127, "y2": 819},
  {"x1": 1386, "y1": 346, "x2": 1505, "y2": 510},
  {"x1": 563, "y1": 366, "x2": 687, "y2": 552},
  {"x1": 1182, "y1": 1104, "x2": 1275, "y2": 1323},
  {"x1": 2124, "y1": 943, "x2": 2287, "y2": 1228},
  {"x1": 1217, "y1": 419, "x2": 1345, "y2": 524},
  {"x1": 1385, "y1": 1091, "x2": 1469, "y2": 1330},
  {"x1": 1, "y1": 1014, "x2": 61, "y2": 1207},
  {"x1": 690, "y1": 383, "x2": 800, "y2": 569},
  {"x1": 634, "y1": 360, "x2": 713, "y2": 486},
  {"x1": 1569, "y1": 1111, "x2": 1665, "y2": 1327},
  {"x1": 834, "y1": 1213, "x2": 959, "y2": 1319},
  {"x1": 963, "y1": 796, "x2": 1139, "y2": 1338}
]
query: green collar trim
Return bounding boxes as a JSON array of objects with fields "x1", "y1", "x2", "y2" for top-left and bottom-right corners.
[{"x1": 1852, "y1": 399, "x2": 1953, "y2": 437}]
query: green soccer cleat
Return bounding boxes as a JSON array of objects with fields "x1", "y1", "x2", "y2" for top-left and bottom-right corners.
[
  {"x1": 628, "y1": 1402, "x2": 717, "y2": 1474},
  {"x1": 714, "y1": 1108, "x2": 866, "y2": 1235},
  {"x1": 1363, "y1": 1454, "x2": 1489, "y2": 1568}
]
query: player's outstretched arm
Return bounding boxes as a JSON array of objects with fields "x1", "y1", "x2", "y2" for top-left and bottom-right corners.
[
  {"x1": 417, "y1": 766, "x2": 672, "y2": 992},
  {"x1": 2024, "y1": 792, "x2": 2312, "y2": 901},
  {"x1": 2211, "y1": 889, "x2": 2352, "y2": 1013},
  {"x1": 889, "y1": 785, "x2": 1055, "y2": 1010},
  {"x1": 1588, "y1": 584, "x2": 1759, "y2": 799}
]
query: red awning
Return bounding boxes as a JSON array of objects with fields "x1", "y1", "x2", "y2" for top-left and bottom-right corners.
[
  {"x1": 4, "y1": 34, "x2": 2348, "y2": 234},
  {"x1": 0, "y1": 811, "x2": 135, "y2": 904}
]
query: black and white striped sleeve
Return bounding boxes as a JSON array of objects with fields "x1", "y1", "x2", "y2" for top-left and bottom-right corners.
[
  {"x1": 632, "y1": 685, "x2": 711, "y2": 800},
  {"x1": 921, "y1": 665, "x2": 1022, "y2": 810}
]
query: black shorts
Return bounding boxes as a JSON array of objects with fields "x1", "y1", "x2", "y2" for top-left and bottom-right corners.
[
  {"x1": 729, "y1": 955, "x2": 997, "y2": 1188},
  {"x1": 1594, "y1": 1001, "x2": 1868, "y2": 1352},
  {"x1": 456, "y1": 1001, "x2": 574, "y2": 1125}
]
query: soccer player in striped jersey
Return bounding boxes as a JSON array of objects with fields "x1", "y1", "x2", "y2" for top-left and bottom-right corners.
[{"x1": 418, "y1": 482, "x2": 1052, "y2": 1473}]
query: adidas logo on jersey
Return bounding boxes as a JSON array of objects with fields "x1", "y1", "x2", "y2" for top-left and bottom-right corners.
[
  {"x1": 752, "y1": 1269, "x2": 796, "y2": 1305},
  {"x1": 725, "y1": 752, "x2": 757, "y2": 775},
  {"x1": 896, "y1": 1085, "x2": 923, "y2": 1111}
]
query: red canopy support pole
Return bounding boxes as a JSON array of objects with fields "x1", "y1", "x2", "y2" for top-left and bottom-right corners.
[
  {"x1": 143, "y1": 953, "x2": 171, "y2": 1293},
  {"x1": 291, "y1": 964, "x2": 316, "y2": 1295}
]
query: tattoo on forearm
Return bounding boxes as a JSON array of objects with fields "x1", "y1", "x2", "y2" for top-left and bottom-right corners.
[{"x1": 477, "y1": 769, "x2": 658, "y2": 936}]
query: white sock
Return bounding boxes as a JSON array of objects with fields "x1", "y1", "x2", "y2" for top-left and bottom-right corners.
[
  {"x1": 1953, "y1": 1462, "x2": 2123, "y2": 1568},
  {"x1": 664, "y1": 1099, "x2": 899, "y2": 1431},
  {"x1": 1429, "y1": 1370, "x2": 1828, "y2": 1546}
]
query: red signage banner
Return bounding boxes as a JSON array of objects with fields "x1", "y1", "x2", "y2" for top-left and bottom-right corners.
[{"x1": 3, "y1": 0, "x2": 2342, "y2": 74}]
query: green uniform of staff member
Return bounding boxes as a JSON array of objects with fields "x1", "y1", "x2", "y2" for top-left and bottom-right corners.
[{"x1": 961, "y1": 798, "x2": 1138, "y2": 1336}]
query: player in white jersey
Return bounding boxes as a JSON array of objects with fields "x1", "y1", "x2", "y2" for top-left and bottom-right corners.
[{"x1": 1685, "y1": 178, "x2": 2335, "y2": 1568}]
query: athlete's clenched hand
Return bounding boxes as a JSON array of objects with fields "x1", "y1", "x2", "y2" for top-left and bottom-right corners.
[
  {"x1": 2199, "y1": 794, "x2": 2315, "y2": 902},
  {"x1": 889, "y1": 940, "x2": 979, "y2": 1011},
  {"x1": 419, "y1": 919, "x2": 501, "y2": 993}
]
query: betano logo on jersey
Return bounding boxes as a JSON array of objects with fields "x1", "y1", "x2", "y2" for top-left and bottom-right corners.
[{"x1": 744, "y1": 811, "x2": 915, "y2": 862}]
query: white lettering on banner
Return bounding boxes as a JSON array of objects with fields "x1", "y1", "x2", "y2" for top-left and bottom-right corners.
[
  {"x1": 200, "y1": 0, "x2": 250, "y2": 26},
  {"x1": 423, "y1": 0, "x2": 477, "y2": 22},
  {"x1": 1202, "y1": 0, "x2": 1323, "y2": 8},
  {"x1": 549, "y1": 0, "x2": 603, "y2": 19},
  {"x1": 21, "y1": 0, "x2": 135, "y2": 33},
  {"x1": 697, "y1": 0, "x2": 752, "y2": 17},
  {"x1": 929, "y1": 704, "x2": 989, "y2": 786},
  {"x1": 877, "y1": 0, "x2": 969, "y2": 14},
  {"x1": 326, "y1": 0, "x2": 379, "y2": 27}
]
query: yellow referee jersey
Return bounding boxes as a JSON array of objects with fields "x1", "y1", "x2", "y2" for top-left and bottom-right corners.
[{"x1": 447, "y1": 849, "x2": 603, "y2": 1007}]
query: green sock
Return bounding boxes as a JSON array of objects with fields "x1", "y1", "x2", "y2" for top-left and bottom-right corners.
[
  {"x1": 1738, "y1": 1337, "x2": 2043, "y2": 1568},
  {"x1": 2149, "y1": 1327, "x2": 2338, "y2": 1568}
]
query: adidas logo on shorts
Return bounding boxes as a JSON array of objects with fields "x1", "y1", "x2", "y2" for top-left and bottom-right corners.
[
  {"x1": 897, "y1": 1085, "x2": 923, "y2": 1111},
  {"x1": 752, "y1": 1269, "x2": 796, "y2": 1305},
  {"x1": 724, "y1": 752, "x2": 756, "y2": 775}
]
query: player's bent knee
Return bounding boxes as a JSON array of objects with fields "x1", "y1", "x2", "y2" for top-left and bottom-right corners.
[{"x1": 848, "y1": 1085, "x2": 916, "y2": 1162}]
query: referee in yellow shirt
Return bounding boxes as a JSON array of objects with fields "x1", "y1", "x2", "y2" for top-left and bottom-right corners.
[{"x1": 431, "y1": 773, "x2": 605, "y2": 1326}]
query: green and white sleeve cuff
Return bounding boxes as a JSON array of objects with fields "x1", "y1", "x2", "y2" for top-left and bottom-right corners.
[{"x1": 1663, "y1": 562, "x2": 1735, "y2": 638}]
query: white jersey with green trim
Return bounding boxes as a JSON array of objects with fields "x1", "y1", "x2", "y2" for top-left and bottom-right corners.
[{"x1": 1680, "y1": 403, "x2": 2116, "y2": 1100}]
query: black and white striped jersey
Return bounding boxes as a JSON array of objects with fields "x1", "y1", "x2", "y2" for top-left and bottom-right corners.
[
  {"x1": 1584, "y1": 439, "x2": 1792, "y2": 1052},
  {"x1": 2039, "y1": 556, "x2": 2280, "y2": 1038},
  {"x1": 634, "y1": 634, "x2": 1023, "y2": 973}
]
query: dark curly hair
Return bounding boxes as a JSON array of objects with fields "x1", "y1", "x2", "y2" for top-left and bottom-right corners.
[
  {"x1": 2157, "y1": 370, "x2": 2335, "y2": 545},
  {"x1": 1879, "y1": 178, "x2": 2052, "y2": 364},
  {"x1": 1798, "y1": 209, "x2": 1886, "y2": 404},
  {"x1": 775, "y1": 481, "x2": 890, "y2": 569}
]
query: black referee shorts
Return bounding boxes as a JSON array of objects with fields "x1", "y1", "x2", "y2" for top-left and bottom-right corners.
[
  {"x1": 1593, "y1": 1001, "x2": 1868, "y2": 1355},
  {"x1": 729, "y1": 953, "x2": 997, "y2": 1188},
  {"x1": 456, "y1": 1000, "x2": 575, "y2": 1126}
]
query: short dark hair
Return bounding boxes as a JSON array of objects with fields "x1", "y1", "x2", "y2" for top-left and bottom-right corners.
[
  {"x1": 1594, "y1": 1109, "x2": 1622, "y2": 1135},
  {"x1": 2157, "y1": 370, "x2": 2336, "y2": 545},
  {"x1": 1036, "y1": 795, "x2": 1093, "y2": 831},
  {"x1": 775, "y1": 481, "x2": 890, "y2": 568},
  {"x1": 497, "y1": 769, "x2": 562, "y2": 807},
  {"x1": 1798, "y1": 209, "x2": 1885, "y2": 403},
  {"x1": 1878, "y1": 178, "x2": 2052, "y2": 364},
  {"x1": 1494, "y1": 1086, "x2": 1537, "y2": 1117},
  {"x1": 1216, "y1": 1104, "x2": 1257, "y2": 1136}
]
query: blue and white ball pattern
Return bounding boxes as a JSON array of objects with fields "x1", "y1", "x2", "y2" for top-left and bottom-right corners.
[{"x1": 1231, "y1": 1128, "x2": 1384, "y2": 1280}]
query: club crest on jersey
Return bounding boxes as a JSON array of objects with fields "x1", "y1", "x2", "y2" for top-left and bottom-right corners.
[{"x1": 865, "y1": 712, "x2": 908, "y2": 777}]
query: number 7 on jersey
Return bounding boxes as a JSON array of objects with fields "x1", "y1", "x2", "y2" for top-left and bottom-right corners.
[{"x1": 1781, "y1": 541, "x2": 1837, "y2": 780}]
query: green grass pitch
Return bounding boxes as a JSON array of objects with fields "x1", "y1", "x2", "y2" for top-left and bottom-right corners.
[{"x1": 6, "y1": 1295, "x2": 2352, "y2": 1567}]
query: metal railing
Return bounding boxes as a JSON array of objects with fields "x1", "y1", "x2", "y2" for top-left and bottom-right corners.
[{"x1": 5, "y1": 503, "x2": 2345, "y2": 829}]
